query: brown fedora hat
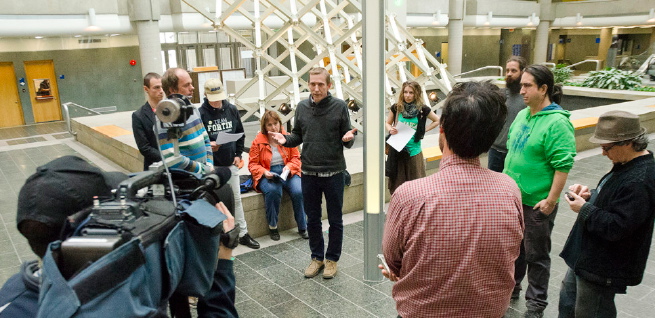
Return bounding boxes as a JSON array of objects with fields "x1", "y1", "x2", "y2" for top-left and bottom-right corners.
[{"x1": 589, "y1": 110, "x2": 646, "y2": 144}]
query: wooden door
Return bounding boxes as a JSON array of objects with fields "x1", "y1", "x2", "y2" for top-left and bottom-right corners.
[
  {"x1": 440, "y1": 42, "x2": 449, "y2": 65},
  {"x1": 24, "y1": 60, "x2": 62, "y2": 123},
  {"x1": 0, "y1": 62, "x2": 25, "y2": 127}
]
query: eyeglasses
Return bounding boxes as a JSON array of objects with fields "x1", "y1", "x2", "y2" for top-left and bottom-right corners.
[{"x1": 601, "y1": 143, "x2": 617, "y2": 152}]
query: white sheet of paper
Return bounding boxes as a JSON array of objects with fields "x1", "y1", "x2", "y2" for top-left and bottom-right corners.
[
  {"x1": 279, "y1": 169, "x2": 290, "y2": 181},
  {"x1": 386, "y1": 121, "x2": 415, "y2": 152},
  {"x1": 214, "y1": 132, "x2": 244, "y2": 145}
]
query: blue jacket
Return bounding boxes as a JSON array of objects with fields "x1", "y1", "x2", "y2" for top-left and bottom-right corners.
[{"x1": 0, "y1": 261, "x2": 40, "y2": 317}]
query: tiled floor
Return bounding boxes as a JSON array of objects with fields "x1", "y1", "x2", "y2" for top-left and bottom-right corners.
[{"x1": 1, "y1": 121, "x2": 655, "y2": 317}]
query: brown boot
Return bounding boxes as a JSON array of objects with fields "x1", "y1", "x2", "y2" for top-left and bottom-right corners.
[{"x1": 304, "y1": 258, "x2": 324, "y2": 278}]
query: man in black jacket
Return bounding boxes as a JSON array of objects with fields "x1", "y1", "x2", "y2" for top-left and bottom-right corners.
[
  {"x1": 560, "y1": 110, "x2": 655, "y2": 318},
  {"x1": 198, "y1": 78, "x2": 259, "y2": 249},
  {"x1": 132, "y1": 72, "x2": 164, "y2": 170},
  {"x1": 270, "y1": 67, "x2": 356, "y2": 279}
]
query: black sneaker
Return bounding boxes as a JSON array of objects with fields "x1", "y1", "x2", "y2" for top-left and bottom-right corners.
[
  {"x1": 269, "y1": 229, "x2": 280, "y2": 241},
  {"x1": 239, "y1": 233, "x2": 260, "y2": 249},
  {"x1": 299, "y1": 230, "x2": 309, "y2": 239}
]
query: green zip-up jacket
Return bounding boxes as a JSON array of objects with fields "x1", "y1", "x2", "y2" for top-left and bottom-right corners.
[{"x1": 503, "y1": 103, "x2": 576, "y2": 206}]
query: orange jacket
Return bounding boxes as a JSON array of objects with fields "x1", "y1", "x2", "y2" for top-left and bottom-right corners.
[{"x1": 248, "y1": 130, "x2": 302, "y2": 192}]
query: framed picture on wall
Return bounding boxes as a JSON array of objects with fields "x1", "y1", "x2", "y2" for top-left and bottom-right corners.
[{"x1": 34, "y1": 78, "x2": 53, "y2": 99}]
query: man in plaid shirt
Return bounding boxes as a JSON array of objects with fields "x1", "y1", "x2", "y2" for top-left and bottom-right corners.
[{"x1": 382, "y1": 81, "x2": 524, "y2": 317}]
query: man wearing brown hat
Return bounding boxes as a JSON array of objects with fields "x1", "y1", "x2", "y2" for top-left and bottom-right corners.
[{"x1": 559, "y1": 110, "x2": 655, "y2": 317}]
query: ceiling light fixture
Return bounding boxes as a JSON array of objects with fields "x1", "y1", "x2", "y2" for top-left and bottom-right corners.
[
  {"x1": 648, "y1": 8, "x2": 655, "y2": 23},
  {"x1": 485, "y1": 11, "x2": 492, "y2": 26},
  {"x1": 576, "y1": 13, "x2": 583, "y2": 26}
]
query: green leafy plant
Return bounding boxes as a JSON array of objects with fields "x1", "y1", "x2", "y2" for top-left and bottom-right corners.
[
  {"x1": 630, "y1": 86, "x2": 655, "y2": 92},
  {"x1": 581, "y1": 68, "x2": 642, "y2": 90},
  {"x1": 551, "y1": 64, "x2": 573, "y2": 84}
]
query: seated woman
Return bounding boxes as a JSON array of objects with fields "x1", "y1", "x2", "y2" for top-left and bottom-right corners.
[{"x1": 248, "y1": 111, "x2": 308, "y2": 240}]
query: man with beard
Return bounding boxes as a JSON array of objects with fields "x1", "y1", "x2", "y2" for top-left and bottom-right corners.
[{"x1": 488, "y1": 56, "x2": 527, "y2": 173}]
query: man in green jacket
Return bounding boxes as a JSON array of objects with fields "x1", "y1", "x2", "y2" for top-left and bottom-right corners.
[{"x1": 504, "y1": 65, "x2": 576, "y2": 318}]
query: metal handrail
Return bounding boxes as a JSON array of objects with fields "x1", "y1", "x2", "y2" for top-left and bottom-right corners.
[
  {"x1": 540, "y1": 62, "x2": 556, "y2": 69},
  {"x1": 61, "y1": 102, "x2": 116, "y2": 136},
  {"x1": 565, "y1": 59, "x2": 602, "y2": 71},
  {"x1": 453, "y1": 66, "x2": 503, "y2": 78}
]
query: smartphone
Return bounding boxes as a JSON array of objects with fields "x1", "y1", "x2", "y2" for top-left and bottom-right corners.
[
  {"x1": 377, "y1": 254, "x2": 391, "y2": 273},
  {"x1": 565, "y1": 192, "x2": 574, "y2": 200}
]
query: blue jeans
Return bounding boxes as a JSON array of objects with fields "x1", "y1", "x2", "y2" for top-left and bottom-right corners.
[
  {"x1": 559, "y1": 268, "x2": 618, "y2": 318},
  {"x1": 487, "y1": 148, "x2": 507, "y2": 173},
  {"x1": 517, "y1": 204, "x2": 558, "y2": 312},
  {"x1": 302, "y1": 173, "x2": 344, "y2": 262},
  {"x1": 258, "y1": 165, "x2": 306, "y2": 230}
]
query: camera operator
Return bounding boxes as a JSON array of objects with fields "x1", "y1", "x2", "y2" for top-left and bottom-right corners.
[
  {"x1": 0, "y1": 156, "x2": 240, "y2": 318},
  {"x1": 158, "y1": 67, "x2": 214, "y2": 174},
  {"x1": 0, "y1": 156, "x2": 126, "y2": 317}
]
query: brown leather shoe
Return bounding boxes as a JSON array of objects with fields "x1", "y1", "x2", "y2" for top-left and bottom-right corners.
[
  {"x1": 304, "y1": 258, "x2": 324, "y2": 278},
  {"x1": 323, "y1": 260, "x2": 337, "y2": 279}
]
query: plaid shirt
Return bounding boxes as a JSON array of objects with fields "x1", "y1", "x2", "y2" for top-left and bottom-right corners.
[{"x1": 383, "y1": 154, "x2": 524, "y2": 317}]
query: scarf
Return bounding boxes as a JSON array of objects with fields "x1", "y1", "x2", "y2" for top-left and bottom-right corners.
[{"x1": 401, "y1": 101, "x2": 419, "y2": 118}]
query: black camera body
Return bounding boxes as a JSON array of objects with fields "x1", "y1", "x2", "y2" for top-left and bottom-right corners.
[{"x1": 58, "y1": 169, "x2": 214, "y2": 279}]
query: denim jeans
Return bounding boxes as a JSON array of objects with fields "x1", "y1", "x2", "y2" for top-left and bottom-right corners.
[
  {"x1": 516, "y1": 204, "x2": 558, "y2": 312},
  {"x1": 487, "y1": 148, "x2": 507, "y2": 173},
  {"x1": 559, "y1": 268, "x2": 618, "y2": 318},
  {"x1": 258, "y1": 164, "x2": 306, "y2": 230},
  {"x1": 302, "y1": 173, "x2": 344, "y2": 262}
]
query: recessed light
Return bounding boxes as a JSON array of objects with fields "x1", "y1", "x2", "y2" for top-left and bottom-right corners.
[
  {"x1": 35, "y1": 36, "x2": 43, "y2": 39},
  {"x1": 74, "y1": 35, "x2": 82, "y2": 38},
  {"x1": 110, "y1": 34, "x2": 120, "y2": 36}
]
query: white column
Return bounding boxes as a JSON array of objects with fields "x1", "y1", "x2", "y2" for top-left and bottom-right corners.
[
  {"x1": 362, "y1": 0, "x2": 385, "y2": 282},
  {"x1": 447, "y1": 0, "x2": 464, "y2": 75},
  {"x1": 130, "y1": 0, "x2": 163, "y2": 75},
  {"x1": 533, "y1": 0, "x2": 553, "y2": 64},
  {"x1": 534, "y1": 21, "x2": 550, "y2": 64}
]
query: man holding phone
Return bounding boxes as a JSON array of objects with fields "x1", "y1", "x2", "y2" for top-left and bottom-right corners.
[{"x1": 559, "y1": 111, "x2": 655, "y2": 317}]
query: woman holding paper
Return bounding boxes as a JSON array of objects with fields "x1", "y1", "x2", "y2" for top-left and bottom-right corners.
[
  {"x1": 385, "y1": 81, "x2": 439, "y2": 194},
  {"x1": 249, "y1": 111, "x2": 308, "y2": 241}
]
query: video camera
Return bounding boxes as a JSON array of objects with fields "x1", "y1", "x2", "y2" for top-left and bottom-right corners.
[
  {"x1": 58, "y1": 167, "x2": 233, "y2": 279},
  {"x1": 155, "y1": 93, "x2": 196, "y2": 140}
]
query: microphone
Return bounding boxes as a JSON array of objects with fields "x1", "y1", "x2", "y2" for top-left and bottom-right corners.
[{"x1": 202, "y1": 167, "x2": 231, "y2": 190}]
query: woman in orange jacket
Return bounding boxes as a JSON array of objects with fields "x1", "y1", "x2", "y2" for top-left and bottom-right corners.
[{"x1": 248, "y1": 111, "x2": 308, "y2": 241}]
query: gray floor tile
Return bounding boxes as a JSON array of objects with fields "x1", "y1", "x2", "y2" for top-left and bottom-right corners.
[
  {"x1": 273, "y1": 249, "x2": 313, "y2": 272},
  {"x1": 261, "y1": 242, "x2": 301, "y2": 256},
  {"x1": 0, "y1": 251, "x2": 21, "y2": 268},
  {"x1": 238, "y1": 280, "x2": 295, "y2": 308},
  {"x1": 256, "y1": 263, "x2": 306, "y2": 288},
  {"x1": 286, "y1": 279, "x2": 342, "y2": 307},
  {"x1": 363, "y1": 298, "x2": 398, "y2": 318},
  {"x1": 236, "y1": 249, "x2": 283, "y2": 271},
  {"x1": 326, "y1": 279, "x2": 389, "y2": 308},
  {"x1": 234, "y1": 299, "x2": 277, "y2": 318},
  {"x1": 318, "y1": 299, "x2": 377, "y2": 318},
  {"x1": 267, "y1": 298, "x2": 324, "y2": 318},
  {"x1": 233, "y1": 259, "x2": 268, "y2": 289}
]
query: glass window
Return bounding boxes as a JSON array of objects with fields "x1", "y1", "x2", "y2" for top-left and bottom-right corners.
[
  {"x1": 203, "y1": 47, "x2": 217, "y2": 67},
  {"x1": 168, "y1": 50, "x2": 177, "y2": 68}
]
